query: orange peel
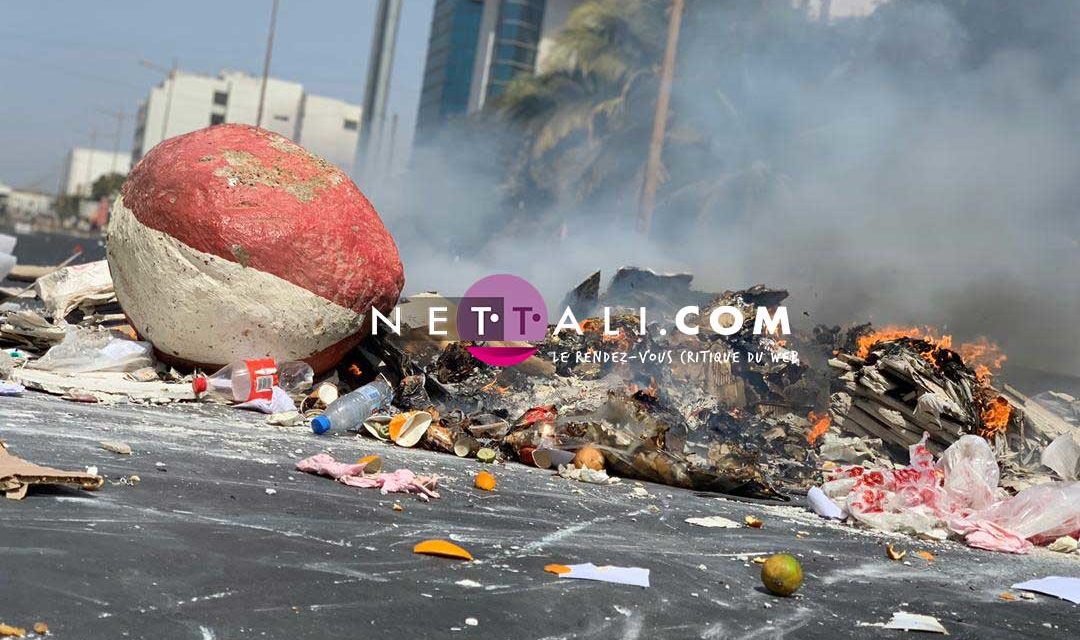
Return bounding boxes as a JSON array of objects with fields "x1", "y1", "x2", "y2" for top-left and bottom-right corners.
[
  {"x1": 474, "y1": 470, "x2": 496, "y2": 491},
  {"x1": 413, "y1": 539, "x2": 473, "y2": 561}
]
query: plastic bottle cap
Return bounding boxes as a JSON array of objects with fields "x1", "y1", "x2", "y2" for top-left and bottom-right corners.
[
  {"x1": 192, "y1": 376, "x2": 207, "y2": 395},
  {"x1": 311, "y1": 415, "x2": 331, "y2": 435}
]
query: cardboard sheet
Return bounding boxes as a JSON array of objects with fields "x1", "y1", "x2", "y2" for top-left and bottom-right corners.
[{"x1": 0, "y1": 441, "x2": 104, "y2": 500}]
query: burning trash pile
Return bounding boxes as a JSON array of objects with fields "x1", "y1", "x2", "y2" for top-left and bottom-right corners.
[{"x1": 819, "y1": 325, "x2": 1018, "y2": 454}]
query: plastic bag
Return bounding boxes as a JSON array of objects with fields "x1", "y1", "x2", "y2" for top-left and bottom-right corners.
[
  {"x1": 822, "y1": 432, "x2": 1080, "y2": 552},
  {"x1": 1041, "y1": 432, "x2": 1080, "y2": 481},
  {"x1": 938, "y1": 434, "x2": 1001, "y2": 511},
  {"x1": 29, "y1": 328, "x2": 154, "y2": 373},
  {"x1": 976, "y1": 482, "x2": 1080, "y2": 544},
  {"x1": 823, "y1": 434, "x2": 946, "y2": 534}
]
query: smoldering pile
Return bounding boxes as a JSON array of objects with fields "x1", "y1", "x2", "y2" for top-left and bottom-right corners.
[{"x1": 349, "y1": 266, "x2": 1062, "y2": 501}]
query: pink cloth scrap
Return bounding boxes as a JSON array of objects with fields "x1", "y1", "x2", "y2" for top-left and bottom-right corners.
[
  {"x1": 296, "y1": 453, "x2": 439, "y2": 500},
  {"x1": 963, "y1": 521, "x2": 1032, "y2": 554}
]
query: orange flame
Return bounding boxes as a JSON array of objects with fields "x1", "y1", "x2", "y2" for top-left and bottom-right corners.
[
  {"x1": 856, "y1": 325, "x2": 952, "y2": 359},
  {"x1": 979, "y1": 396, "x2": 1012, "y2": 437},
  {"x1": 856, "y1": 326, "x2": 1006, "y2": 382},
  {"x1": 958, "y1": 336, "x2": 1007, "y2": 383},
  {"x1": 807, "y1": 411, "x2": 831, "y2": 445}
]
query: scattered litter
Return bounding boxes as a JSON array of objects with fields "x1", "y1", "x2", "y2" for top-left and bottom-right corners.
[
  {"x1": 685, "y1": 516, "x2": 740, "y2": 529},
  {"x1": 99, "y1": 441, "x2": 132, "y2": 455},
  {"x1": 28, "y1": 327, "x2": 153, "y2": 373},
  {"x1": 544, "y1": 564, "x2": 571, "y2": 574},
  {"x1": 32, "y1": 622, "x2": 47, "y2": 635},
  {"x1": 311, "y1": 379, "x2": 392, "y2": 435},
  {"x1": 413, "y1": 539, "x2": 473, "y2": 561},
  {"x1": 821, "y1": 433, "x2": 1080, "y2": 553},
  {"x1": 235, "y1": 386, "x2": 297, "y2": 415},
  {"x1": 34, "y1": 259, "x2": 114, "y2": 319},
  {"x1": 1041, "y1": 431, "x2": 1080, "y2": 481},
  {"x1": 389, "y1": 410, "x2": 433, "y2": 448},
  {"x1": 355, "y1": 455, "x2": 382, "y2": 474},
  {"x1": 0, "y1": 441, "x2": 103, "y2": 500},
  {"x1": 1047, "y1": 535, "x2": 1077, "y2": 554},
  {"x1": 474, "y1": 470, "x2": 496, "y2": 491},
  {"x1": 265, "y1": 488, "x2": 276, "y2": 495},
  {"x1": 0, "y1": 382, "x2": 24, "y2": 396},
  {"x1": 392, "y1": 502, "x2": 403, "y2": 512},
  {"x1": 1011, "y1": 576, "x2": 1080, "y2": 605},
  {"x1": 807, "y1": 486, "x2": 845, "y2": 520},
  {"x1": 886, "y1": 543, "x2": 907, "y2": 561},
  {"x1": 558, "y1": 464, "x2": 618, "y2": 485},
  {"x1": 476, "y1": 448, "x2": 497, "y2": 463},
  {"x1": 880, "y1": 612, "x2": 948, "y2": 634},
  {"x1": 464, "y1": 618, "x2": 478, "y2": 627},
  {"x1": 914, "y1": 550, "x2": 935, "y2": 563},
  {"x1": 533, "y1": 447, "x2": 574, "y2": 469},
  {"x1": 553, "y1": 563, "x2": 650, "y2": 588},
  {"x1": 573, "y1": 446, "x2": 605, "y2": 471},
  {"x1": 296, "y1": 453, "x2": 439, "y2": 499},
  {"x1": 455, "y1": 579, "x2": 482, "y2": 588},
  {"x1": 266, "y1": 411, "x2": 303, "y2": 427},
  {"x1": 193, "y1": 359, "x2": 312, "y2": 403},
  {"x1": 744, "y1": 515, "x2": 764, "y2": 528},
  {"x1": 0, "y1": 622, "x2": 26, "y2": 637}
]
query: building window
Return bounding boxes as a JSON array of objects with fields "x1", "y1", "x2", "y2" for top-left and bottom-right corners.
[
  {"x1": 343, "y1": 119, "x2": 358, "y2": 131},
  {"x1": 213, "y1": 91, "x2": 228, "y2": 106},
  {"x1": 210, "y1": 113, "x2": 226, "y2": 126}
]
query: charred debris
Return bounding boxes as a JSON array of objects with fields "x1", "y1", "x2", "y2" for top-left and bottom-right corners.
[{"x1": 353, "y1": 267, "x2": 1056, "y2": 500}]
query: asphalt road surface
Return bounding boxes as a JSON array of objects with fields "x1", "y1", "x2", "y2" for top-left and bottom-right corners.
[{"x1": 0, "y1": 392, "x2": 1077, "y2": 639}]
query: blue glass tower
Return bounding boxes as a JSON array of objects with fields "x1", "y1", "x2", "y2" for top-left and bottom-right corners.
[{"x1": 417, "y1": 0, "x2": 485, "y2": 133}]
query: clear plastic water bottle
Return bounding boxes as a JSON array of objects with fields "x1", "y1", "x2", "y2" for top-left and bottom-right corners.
[
  {"x1": 192, "y1": 358, "x2": 314, "y2": 402},
  {"x1": 311, "y1": 378, "x2": 393, "y2": 435}
]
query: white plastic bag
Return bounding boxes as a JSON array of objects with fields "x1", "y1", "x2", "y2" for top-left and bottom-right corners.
[
  {"x1": 29, "y1": 327, "x2": 154, "y2": 373},
  {"x1": 938, "y1": 434, "x2": 1001, "y2": 511}
]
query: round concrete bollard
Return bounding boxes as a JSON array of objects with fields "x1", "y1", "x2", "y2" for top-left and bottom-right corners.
[{"x1": 107, "y1": 124, "x2": 404, "y2": 374}]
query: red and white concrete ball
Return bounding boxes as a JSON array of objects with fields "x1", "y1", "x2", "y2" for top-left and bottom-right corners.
[{"x1": 107, "y1": 124, "x2": 404, "y2": 374}]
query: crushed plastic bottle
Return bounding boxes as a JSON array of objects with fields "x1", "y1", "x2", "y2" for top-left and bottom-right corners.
[
  {"x1": 192, "y1": 359, "x2": 314, "y2": 403},
  {"x1": 311, "y1": 378, "x2": 393, "y2": 435}
]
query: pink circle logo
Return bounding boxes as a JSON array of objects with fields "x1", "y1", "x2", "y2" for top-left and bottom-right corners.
[{"x1": 457, "y1": 274, "x2": 548, "y2": 367}]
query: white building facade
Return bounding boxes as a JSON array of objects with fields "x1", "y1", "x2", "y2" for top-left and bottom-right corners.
[
  {"x1": 133, "y1": 70, "x2": 363, "y2": 172},
  {"x1": 59, "y1": 147, "x2": 132, "y2": 198}
]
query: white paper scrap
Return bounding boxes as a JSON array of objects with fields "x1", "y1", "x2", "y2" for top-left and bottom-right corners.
[
  {"x1": 559, "y1": 563, "x2": 650, "y2": 587},
  {"x1": 1012, "y1": 576, "x2": 1080, "y2": 605},
  {"x1": 882, "y1": 612, "x2": 948, "y2": 634},
  {"x1": 685, "y1": 516, "x2": 741, "y2": 528}
]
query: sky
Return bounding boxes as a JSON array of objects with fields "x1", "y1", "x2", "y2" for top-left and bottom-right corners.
[{"x1": 0, "y1": 0, "x2": 434, "y2": 193}]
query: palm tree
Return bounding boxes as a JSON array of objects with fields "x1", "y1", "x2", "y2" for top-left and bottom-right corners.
[{"x1": 494, "y1": 0, "x2": 667, "y2": 212}]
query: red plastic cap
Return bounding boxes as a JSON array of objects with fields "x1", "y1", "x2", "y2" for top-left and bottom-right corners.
[{"x1": 192, "y1": 376, "x2": 208, "y2": 395}]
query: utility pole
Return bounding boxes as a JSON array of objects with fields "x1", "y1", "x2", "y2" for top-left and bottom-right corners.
[
  {"x1": 256, "y1": 0, "x2": 280, "y2": 128},
  {"x1": 637, "y1": 0, "x2": 685, "y2": 235}
]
